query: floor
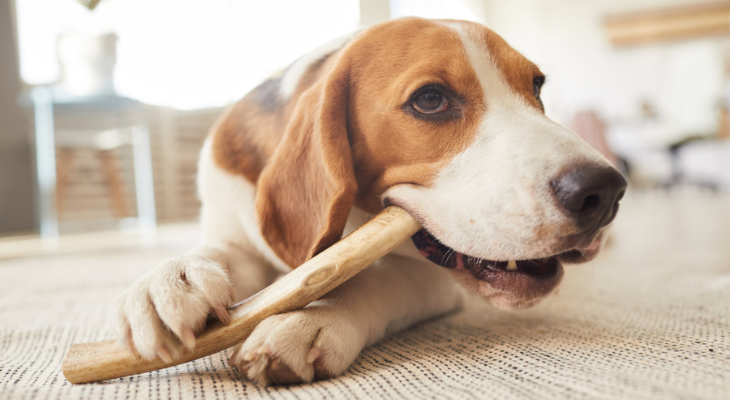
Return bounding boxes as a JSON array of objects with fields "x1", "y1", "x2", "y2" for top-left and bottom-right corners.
[
  {"x1": 0, "y1": 222, "x2": 200, "y2": 260},
  {"x1": 1, "y1": 190, "x2": 728, "y2": 399}
]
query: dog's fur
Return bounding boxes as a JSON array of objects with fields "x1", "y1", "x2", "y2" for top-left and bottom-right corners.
[{"x1": 116, "y1": 18, "x2": 621, "y2": 386}]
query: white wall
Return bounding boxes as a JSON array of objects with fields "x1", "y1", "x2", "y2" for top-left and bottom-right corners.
[{"x1": 476, "y1": 0, "x2": 727, "y2": 133}]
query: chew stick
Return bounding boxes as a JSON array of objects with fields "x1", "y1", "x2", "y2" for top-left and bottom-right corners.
[{"x1": 62, "y1": 206, "x2": 420, "y2": 384}]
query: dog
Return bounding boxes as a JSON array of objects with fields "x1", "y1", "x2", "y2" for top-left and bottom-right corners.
[{"x1": 115, "y1": 17, "x2": 626, "y2": 386}]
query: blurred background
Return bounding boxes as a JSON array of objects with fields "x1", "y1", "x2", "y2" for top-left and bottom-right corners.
[{"x1": 1, "y1": 0, "x2": 729, "y2": 256}]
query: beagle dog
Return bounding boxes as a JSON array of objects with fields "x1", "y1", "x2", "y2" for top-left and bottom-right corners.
[{"x1": 116, "y1": 18, "x2": 626, "y2": 386}]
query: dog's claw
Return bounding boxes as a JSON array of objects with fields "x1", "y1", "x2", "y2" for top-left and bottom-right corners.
[
  {"x1": 243, "y1": 351, "x2": 257, "y2": 362},
  {"x1": 228, "y1": 351, "x2": 240, "y2": 367},
  {"x1": 181, "y1": 327, "x2": 196, "y2": 350},
  {"x1": 259, "y1": 344, "x2": 272, "y2": 356},
  {"x1": 156, "y1": 345, "x2": 173, "y2": 363},
  {"x1": 125, "y1": 329, "x2": 141, "y2": 359},
  {"x1": 306, "y1": 347, "x2": 321, "y2": 364},
  {"x1": 213, "y1": 302, "x2": 231, "y2": 325}
]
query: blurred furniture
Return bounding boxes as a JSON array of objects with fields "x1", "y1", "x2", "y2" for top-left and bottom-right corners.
[
  {"x1": 665, "y1": 136, "x2": 718, "y2": 191},
  {"x1": 28, "y1": 87, "x2": 156, "y2": 238},
  {"x1": 606, "y1": 118, "x2": 729, "y2": 191},
  {"x1": 143, "y1": 106, "x2": 222, "y2": 223},
  {"x1": 55, "y1": 130, "x2": 134, "y2": 221},
  {"x1": 605, "y1": 2, "x2": 730, "y2": 47},
  {"x1": 571, "y1": 110, "x2": 620, "y2": 167},
  {"x1": 666, "y1": 137, "x2": 730, "y2": 191}
]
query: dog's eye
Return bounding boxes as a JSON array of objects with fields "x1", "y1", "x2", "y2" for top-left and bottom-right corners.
[
  {"x1": 533, "y1": 76, "x2": 545, "y2": 99},
  {"x1": 413, "y1": 89, "x2": 449, "y2": 114}
]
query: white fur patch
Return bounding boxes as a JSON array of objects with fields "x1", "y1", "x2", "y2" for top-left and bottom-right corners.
[{"x1": 197, "y1": 138, "x2": 291, "y2": 273}]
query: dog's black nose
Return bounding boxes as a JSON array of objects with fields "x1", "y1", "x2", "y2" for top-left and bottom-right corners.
[{"x1": 551, "y1": 165, "x2": 627, "y2": 231}]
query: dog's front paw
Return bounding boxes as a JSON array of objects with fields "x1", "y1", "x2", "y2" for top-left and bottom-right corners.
[
  {"x1": 115, "y1": 254, "x2": 233, "y2": 362},
  {"x1": 229, "y1": 306, "x2": 366, "y2": 386}
]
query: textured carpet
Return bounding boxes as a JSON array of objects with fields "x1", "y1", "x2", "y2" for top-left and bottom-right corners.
[{"x1": 1, "y1": 193, "x2": 729, "y2": 399}]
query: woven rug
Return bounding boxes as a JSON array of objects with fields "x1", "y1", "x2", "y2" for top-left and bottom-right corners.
[{"x1": 1, "y1": 193, "x2": 729, "y2": 399}]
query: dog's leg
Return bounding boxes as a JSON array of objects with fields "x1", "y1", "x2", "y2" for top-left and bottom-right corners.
[
  {"x1": 113, "y1": 195, "x2": 280, "y2": 362},
  {"x1": 114, "y1": 141, "x2": 280, "y2": 362},
  {"x1": 229, "y1": 254, "x2": 464, "y2": 386},
  {"x1": 114, "y1": 242, "x2": 276, "y2": 362}
]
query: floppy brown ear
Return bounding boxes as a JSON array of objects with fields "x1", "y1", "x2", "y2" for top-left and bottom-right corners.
[{"x1": 254, "y1": 59, "x2": 357, "y2": 268}]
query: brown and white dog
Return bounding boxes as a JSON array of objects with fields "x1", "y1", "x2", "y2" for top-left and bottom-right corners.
[{"x1": 115, "y1": 18, "x2": 626, "y2": 386}]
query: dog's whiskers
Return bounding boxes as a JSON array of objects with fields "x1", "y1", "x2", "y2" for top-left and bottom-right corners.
[{"x1": 442, "y1": 248, "x2": 455, "y2": 265}]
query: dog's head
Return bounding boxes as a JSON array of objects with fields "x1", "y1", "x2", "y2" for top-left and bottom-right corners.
[{"x1": 256, "y1": 18, "x2": 626, "y2": 310}]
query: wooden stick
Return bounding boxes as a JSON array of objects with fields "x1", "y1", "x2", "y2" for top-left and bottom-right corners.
[{"x1": 62, "y1": 206, "x2": 420, "y2": 384}]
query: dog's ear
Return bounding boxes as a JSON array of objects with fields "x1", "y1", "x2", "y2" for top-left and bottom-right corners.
[{"x1": 255, "y1": 58, "x2": 357, "y2": 268}]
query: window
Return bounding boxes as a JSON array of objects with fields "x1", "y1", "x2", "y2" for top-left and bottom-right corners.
[
  {"x1": 389, "y1": 0, "x2": 482, "y2": 23},
  {"x1": 16, "y1": 0, "x2": 360, "y2": 109}
]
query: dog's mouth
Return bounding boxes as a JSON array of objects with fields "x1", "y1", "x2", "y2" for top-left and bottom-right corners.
[{"x1": 412, "y1": 229, "x2": 568, "y2": 300}]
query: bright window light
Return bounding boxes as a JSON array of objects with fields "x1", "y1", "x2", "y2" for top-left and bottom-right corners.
[
  {"x1": 389, "y1": 0, "x2": 483, "y2": 23},
  {"x1": 15, "y1": 0, "x2": 360, "y2": 109}
]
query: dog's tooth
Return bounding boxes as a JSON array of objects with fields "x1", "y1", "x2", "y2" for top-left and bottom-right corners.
[{"x1": 507, "y1": 260, "x2": 517, "y2": 270}]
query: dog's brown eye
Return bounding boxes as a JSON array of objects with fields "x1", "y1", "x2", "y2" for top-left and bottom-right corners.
[
  {"x1": 533, "y1": 76, "x2": 545, "y2": 99},
  {"x1": 413, "y1": 89, "x2": 448, "y2": 114}
]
